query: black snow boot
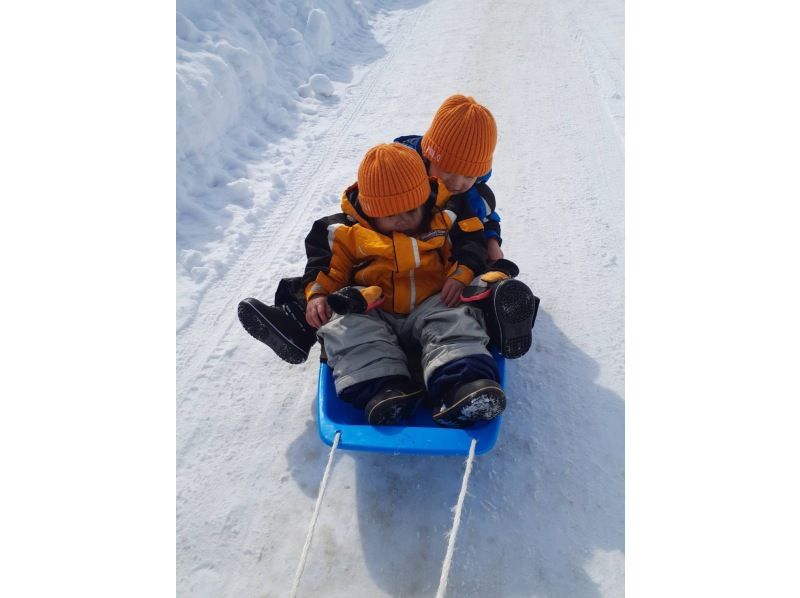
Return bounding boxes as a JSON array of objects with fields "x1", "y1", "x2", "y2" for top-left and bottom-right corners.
[
  {"x1": 464, "y1": 279, "x2": 539, "y2": 359},
  {"x1": 487, "y1": 278, "x2": 539, "y2": 359},
  {"x1": 364, "y1": 378, "x2": 426, "y2": 426},
  {"x1": 237, "y1": 297, "x2": 317, "y2": 364},
  {"x1": 432, "y1": 379, "x2": 506, "y2": 428}
]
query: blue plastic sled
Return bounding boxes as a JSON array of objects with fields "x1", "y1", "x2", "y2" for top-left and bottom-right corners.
[{"x1": 317, "y1": 350, "x2": 505, "y2": 456}]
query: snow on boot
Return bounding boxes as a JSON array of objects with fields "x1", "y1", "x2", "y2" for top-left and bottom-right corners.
[
  {"x1": 433, "y1": 378, "x2": 506, "y2": 428},
  {"x1": 364, "y1": 379, "x2": 425, "y2": 426},
  {"x1": 237, "y1": 297, "x2": 317, "y2": 364}
]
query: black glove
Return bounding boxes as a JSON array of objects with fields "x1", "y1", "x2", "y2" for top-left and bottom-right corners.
[{"x1": 327, "y1": 285, "x2": 385, "y2": 315}]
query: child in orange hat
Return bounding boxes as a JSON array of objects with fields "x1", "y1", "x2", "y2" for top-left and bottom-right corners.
[
  {"x1": 404, "y1": 93, "x2": 504, "y2": 261},
  {"x1": 239, "y1": 95, "x2": 538, "y2": 364},
  {"x1": 306, "y1": 142, "x2": 505, "y2": 427}
]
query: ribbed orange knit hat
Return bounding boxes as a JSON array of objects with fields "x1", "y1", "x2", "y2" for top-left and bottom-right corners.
[
  {"x1": 421, "y1": 95, "x2": 497, "y2": 177},
  {"x1": 357, "y1": 143, "x2": 431, "y2": 217}
]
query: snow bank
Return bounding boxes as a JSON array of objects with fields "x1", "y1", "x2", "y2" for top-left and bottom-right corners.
[{"x1": 176, "y1": 0, "x2": 382, "y2": 329}]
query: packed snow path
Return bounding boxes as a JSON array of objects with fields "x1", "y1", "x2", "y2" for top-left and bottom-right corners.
[{"x1": 176, "y1": 0, "x2": 624, "y2": 596}]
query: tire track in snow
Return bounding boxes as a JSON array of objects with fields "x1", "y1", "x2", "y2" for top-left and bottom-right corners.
[
  {"x1": 176, "y1": 5, "x2": 429, "y2": 395},
  {"x1": 177, "y1": 13, "x2": 433, "y2": 577},
  {"x1": 567, "y1": 5, "x2": 625, "y2": 143}
]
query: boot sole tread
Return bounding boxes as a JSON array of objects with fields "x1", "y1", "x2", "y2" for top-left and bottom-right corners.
[
  {"x1": 493, "y1": 280, "x2": 535, "y2": 359},
  {"x1": 238, "y1": 300, "x2": 309, "y2": 364}
]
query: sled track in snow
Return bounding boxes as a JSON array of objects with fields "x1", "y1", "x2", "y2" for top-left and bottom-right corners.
[{"x1": 176, "y1": 5, "x2": 429, "y2": 395}]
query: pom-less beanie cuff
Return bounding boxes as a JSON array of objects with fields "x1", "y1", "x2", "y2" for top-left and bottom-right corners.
[{"x1": 420, "y1": 139, "x2": 493, "y2": 177}]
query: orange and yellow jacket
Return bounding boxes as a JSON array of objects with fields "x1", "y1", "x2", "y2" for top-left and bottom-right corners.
[{"x1": 301, "y1": 179, "x2": 488, "y2": 315}]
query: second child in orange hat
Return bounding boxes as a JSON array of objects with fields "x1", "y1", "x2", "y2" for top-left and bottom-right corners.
[{"x1": 416, "y1": 93, "x2": 503, "y2": 261}]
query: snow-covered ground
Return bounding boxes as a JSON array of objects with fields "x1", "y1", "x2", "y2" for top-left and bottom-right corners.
[{"x1": 176, "y1": 0, "x2": 624, "y2": 596}]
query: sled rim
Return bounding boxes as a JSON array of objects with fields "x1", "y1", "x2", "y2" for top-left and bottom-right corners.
[{"x1": 316, "y1": 352, "x2": 505, "y2": 456}]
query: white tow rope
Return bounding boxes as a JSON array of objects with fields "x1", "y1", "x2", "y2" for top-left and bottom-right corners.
[
  {"x1": 435, "y1": 437, "x2": 478, "y2": 598},
  {"x1": 289, "y1": 431, "x2": 340, "y2": 598},
  {"x1": 289, "y1": 432, "x2": 478, "y2": 598}
]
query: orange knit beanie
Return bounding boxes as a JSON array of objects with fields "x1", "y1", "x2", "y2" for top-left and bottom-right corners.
[
  {"x1": 357, "y1": 143, "x2": 431, "y2": 217},
  {"x1": 421, "y1": 95, "x2": 497, "y2": 177}
]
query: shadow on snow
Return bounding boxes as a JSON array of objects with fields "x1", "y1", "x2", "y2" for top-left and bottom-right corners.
[{"x1": 285, "y1": 309, "x2": 624, "y2": 597}]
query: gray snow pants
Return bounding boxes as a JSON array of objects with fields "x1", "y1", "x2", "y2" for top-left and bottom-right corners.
[{"x1": 317, "y1": 293, "x2": 491, "y2": 394}]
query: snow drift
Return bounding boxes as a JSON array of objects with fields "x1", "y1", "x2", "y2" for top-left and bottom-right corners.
[{"x1": 177, "y1": 0, "x2": 388, "y2": 330}]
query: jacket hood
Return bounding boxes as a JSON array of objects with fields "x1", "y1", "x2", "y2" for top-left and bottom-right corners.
[{"x1": 339, "y1": 182, "x2": 372, "y2": 228}]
